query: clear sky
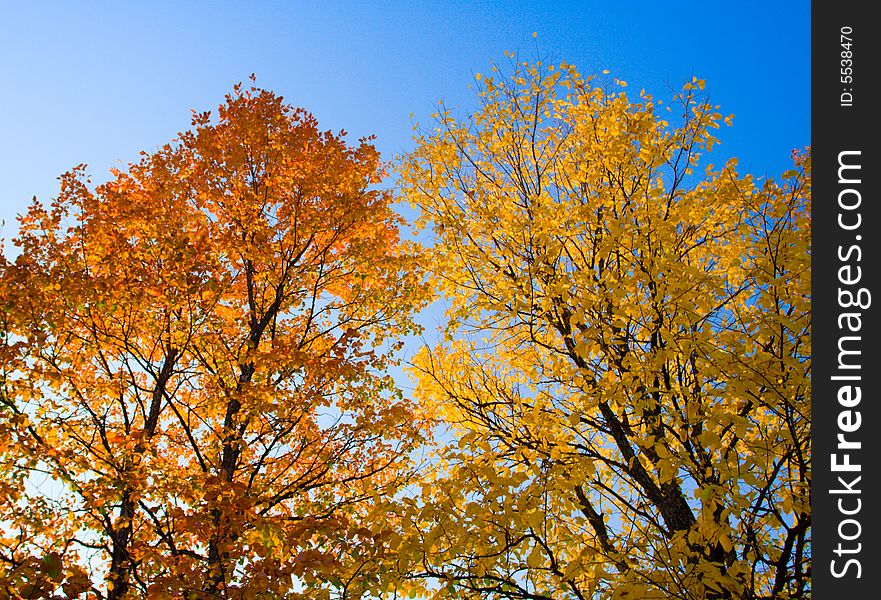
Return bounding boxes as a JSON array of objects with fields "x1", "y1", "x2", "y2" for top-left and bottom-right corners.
[
  {"x1": 1, "y1": 0, "x2": 810, "y2": 363},
  {"x1": 1, "y1": 0, "x2": 809, "y2": 220}
]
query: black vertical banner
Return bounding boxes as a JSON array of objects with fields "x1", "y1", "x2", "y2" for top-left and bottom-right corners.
[{"x1": 812, "y1": 2, "x2": 879, "y2": 596}]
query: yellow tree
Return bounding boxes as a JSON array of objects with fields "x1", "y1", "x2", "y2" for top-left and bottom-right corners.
[
  {"x1": 397, "y1": 61, "x2": 810, "y2": 599},
  {"x1": 0, "y1": 84, "x2": 429, "y2": 599}
]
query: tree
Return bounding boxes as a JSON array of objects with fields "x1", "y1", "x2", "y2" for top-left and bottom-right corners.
[
  {"x1": 396, "y1": 60, "x2": 810, "y2": 599},
  {"x1": 0, "y1": 84, "x2": 429, "y2": 598}
]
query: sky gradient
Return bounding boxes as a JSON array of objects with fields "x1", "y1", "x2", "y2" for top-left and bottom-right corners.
[
  {"x1": 1, "y1": 0, "x2": 810, "y2": 364},
  {"x1": 2, "y1": 1, "x2": 809, "y2": 221}
]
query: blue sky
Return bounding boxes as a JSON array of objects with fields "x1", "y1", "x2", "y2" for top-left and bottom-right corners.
[
  {"x1": 1, "y1": 0, "x2": 810, "y2": 362},
  {"x1": 0, "y1": 0, "x2": 814, "y2": 558},
  {"x1": 1, "y1": 1, "x2": 809, "y2": 224}
]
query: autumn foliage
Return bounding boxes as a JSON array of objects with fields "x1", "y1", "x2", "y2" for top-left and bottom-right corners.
[
  {"x1": 1, "y1": 85, "x2": 428, "y2": 598},
  {"x1": 396, "y1": 61, "x2": 810, "y2": 599},
  {"x1": 1, "y1": 61, "x2": 809, "y2": 600}
]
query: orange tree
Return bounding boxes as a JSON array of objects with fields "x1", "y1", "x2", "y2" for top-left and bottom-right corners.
[
  {"x1": 395, "y1": 61, "x2": 810, "y2": 599},
  {"x1": 0, "y1": 84, "x2": 429, "y2": 599}
]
